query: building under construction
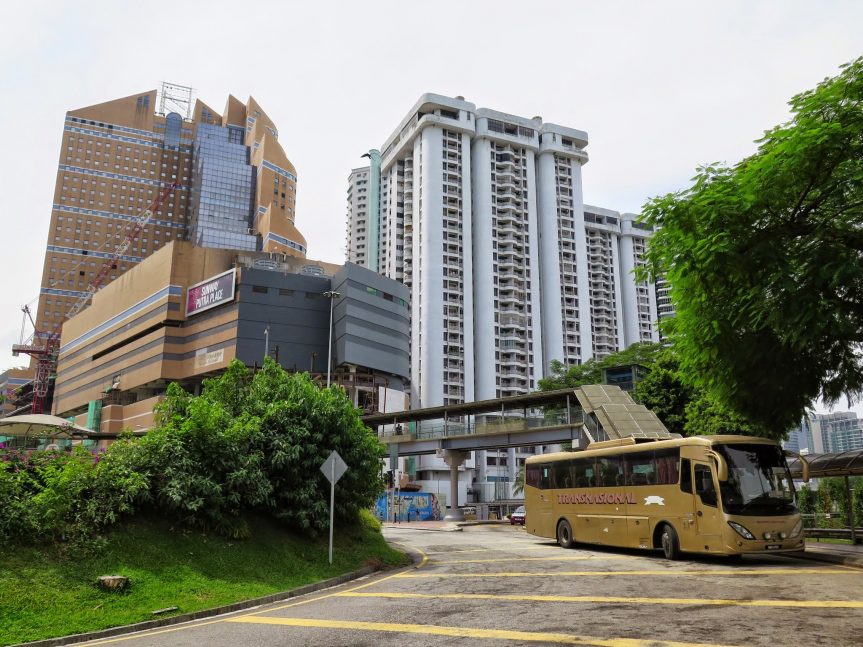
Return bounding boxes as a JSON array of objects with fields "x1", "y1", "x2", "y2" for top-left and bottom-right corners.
[{"x1": 9, "y1": 84, "x2": 314, "y2": 413}]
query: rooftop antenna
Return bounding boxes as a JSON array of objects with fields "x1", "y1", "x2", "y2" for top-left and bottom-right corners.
[{"x1": 158, "y1": 82, "x2": 195, "y2": 120}]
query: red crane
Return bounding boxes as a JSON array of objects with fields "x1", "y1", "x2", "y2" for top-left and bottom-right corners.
[{"x1": 11, "y1": 182, "x2": 179, "y2": 414}]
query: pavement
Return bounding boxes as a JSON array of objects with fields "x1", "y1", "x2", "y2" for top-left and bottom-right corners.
[{"x1": 382, "y1": 520, "x2": 863, "y2": 567}]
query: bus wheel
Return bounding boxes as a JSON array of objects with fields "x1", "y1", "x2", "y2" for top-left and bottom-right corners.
[
  {"x1": 660, "y1": 524, "x2": 681, "y2": 560},
  {"x1": 557, "y1": 519, "x2": 574, "y2": 549}
]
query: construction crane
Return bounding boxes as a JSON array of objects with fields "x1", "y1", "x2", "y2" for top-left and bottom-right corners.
[{"x1": 11, "y1": 182, "x2": 179, "y2": 414}]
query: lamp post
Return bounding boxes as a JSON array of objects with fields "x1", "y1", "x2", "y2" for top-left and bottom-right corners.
[
  {"x1": 323, "y1": 291, "x2": 341, "y2": 387},
  {"x1": 264, "y1": 326, "x2": 270, "y2": 363}
]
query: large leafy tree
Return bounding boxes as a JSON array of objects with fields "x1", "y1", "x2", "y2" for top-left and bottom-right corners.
[
  {"x1": 640, "y1": 57, "x2": 863, "y2": 436},
  {"x1": 148, "y1": 358, "x2": 385, "y2": 537}
]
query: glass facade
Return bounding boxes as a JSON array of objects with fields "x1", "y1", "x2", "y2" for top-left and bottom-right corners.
[{"x1": 188, "y1": 123, "x2": 258, "y2": 251}]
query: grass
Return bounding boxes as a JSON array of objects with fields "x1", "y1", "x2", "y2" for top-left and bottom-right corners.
[{"x1": 0, "y1": 511, "x2": 408, "y2": 646}]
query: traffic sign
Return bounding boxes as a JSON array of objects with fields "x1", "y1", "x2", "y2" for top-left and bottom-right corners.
[{"x1": 320, "y1": 450, "x2": 348, "y2": 484}]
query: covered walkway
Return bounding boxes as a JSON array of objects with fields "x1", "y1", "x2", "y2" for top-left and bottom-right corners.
[{"x1": 787, "y1": 449, "x2": 863, "y2": 545}]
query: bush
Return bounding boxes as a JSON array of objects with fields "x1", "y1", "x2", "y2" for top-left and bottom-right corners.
[{"x1": 0, "y1": 359, "x2": 386, "y2": 546}]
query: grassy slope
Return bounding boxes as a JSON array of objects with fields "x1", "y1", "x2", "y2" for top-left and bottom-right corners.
[{"x1": 0, "y1": 512, "x2": 407, "y2": 645}]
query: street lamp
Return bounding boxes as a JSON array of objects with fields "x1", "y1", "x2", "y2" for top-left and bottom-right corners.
[
  {"x1": 323, "y1": 291, "x2": 341, "y2": 387},
  {"x1": 264, "y1": 326, "x2": 270, "y2": 363}
]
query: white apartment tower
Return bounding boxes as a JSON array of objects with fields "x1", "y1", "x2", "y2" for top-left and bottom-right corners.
[
  {"x1": 347, "y1": 94, "x2": 662, "y2": 506},
  {"x1": 345, "y1": 167, "x2": 370, "y2": 266},
  {"x1": 348, "y1": 94, "x2": 660, "y2": 410}
]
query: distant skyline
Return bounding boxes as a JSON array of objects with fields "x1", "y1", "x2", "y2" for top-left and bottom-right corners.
[{"x1": 2, "y1": 1, "x2": 861, "y2": 414}]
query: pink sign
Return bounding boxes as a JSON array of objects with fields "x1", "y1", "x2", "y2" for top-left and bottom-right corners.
[{"x1": 186, "y1": 269, "x2": 236, "y2": 316}]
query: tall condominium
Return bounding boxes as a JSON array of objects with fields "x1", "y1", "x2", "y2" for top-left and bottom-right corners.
[
  {"x1": 347, "y1": 93, "x2": 659, "y2": 409},
  {"x1": 33, "y1": 85, "x2": 306, "y2": 352}
]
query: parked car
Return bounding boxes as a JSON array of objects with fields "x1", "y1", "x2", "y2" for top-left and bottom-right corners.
[{"x1": 509, "y1": 505, "x2": 526, "y2": 525}]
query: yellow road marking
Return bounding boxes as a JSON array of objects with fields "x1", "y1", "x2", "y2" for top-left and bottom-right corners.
[
  {"x1": 84, "y1": 616, "x2": 234, "y2": 645},
  {"x1": 84, "y1": 547, "x2": 432, "y2": 644},
  {"x1": 436, "y1": 555, "x2": 633, "y2": 564},
  {"x1": 225, "y1": 616, "x2": 741, "y2": 647},
  {"x1": 338, "y1": 591, "x2": 863, "y2": 609},
  {"x1": 395, "y1": 568, "x2": 850, "y2": 578}
]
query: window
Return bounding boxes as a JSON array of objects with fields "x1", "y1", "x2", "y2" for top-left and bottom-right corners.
[
  {"x1": 596, "y1": 456, "x2": 623, "y2": 487},
  {"x1": 680, "y1": 458, "x2": 692, "y2": 494},
  {"x1": 694, "y1": 464, "x2": 717, "y2": 507},
  {"x1": 251, "y1": 285, "x2": 268, "y2": 294}
]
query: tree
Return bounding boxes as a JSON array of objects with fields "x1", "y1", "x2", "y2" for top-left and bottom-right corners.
[
  {"x1": 639, "y1": 57, "x2": 863, "y2": 436},
  {"x1": 632, "y1": 350, "x2": 695, "y2": 436},
  {"x1": 147, "y1": 358, "x2": 385, "y2": 537},
  {"x1": 539, "y1": 342, "x2": 664, "y2": 391}
]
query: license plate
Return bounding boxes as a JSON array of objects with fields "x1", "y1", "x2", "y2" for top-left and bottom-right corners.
[{"x1": 765, "y1": 544, "x2": 781, "y2": 550}]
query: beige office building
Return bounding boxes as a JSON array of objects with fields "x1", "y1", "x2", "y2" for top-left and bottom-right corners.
[{"x1": 36, "y1": 87, "x2": 306, "y2": 344}]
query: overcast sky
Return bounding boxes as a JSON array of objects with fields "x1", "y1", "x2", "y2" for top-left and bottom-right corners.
[{"x1": 2, "y1": 1, "x2": 861, "y2": 412}]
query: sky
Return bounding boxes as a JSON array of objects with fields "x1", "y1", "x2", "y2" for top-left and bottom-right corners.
[{"x1": 1, "y1": 0, "x2": 861, "y2": 412}]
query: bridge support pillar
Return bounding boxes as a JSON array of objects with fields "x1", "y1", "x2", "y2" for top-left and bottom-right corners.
[{"x1": 442, "y1": 450, "x2": 469, "y2": 521}]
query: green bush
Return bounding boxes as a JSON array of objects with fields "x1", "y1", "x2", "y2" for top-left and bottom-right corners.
[{"x1": 0, "y1": 359, "x2": 386, "y2": 546}]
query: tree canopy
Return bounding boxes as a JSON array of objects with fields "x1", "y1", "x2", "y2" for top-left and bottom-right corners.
[{"x1": 639, "y1": 57, "x2": 863, "y2": 436}]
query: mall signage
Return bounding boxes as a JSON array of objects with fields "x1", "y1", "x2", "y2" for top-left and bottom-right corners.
[{"x1": 186, "y1": 268, "x2": 236, "y2": 317}]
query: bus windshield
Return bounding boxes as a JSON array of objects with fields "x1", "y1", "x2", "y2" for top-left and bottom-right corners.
[{"x1": 716, "y1": 443, "x2": 797, "y2": 516}]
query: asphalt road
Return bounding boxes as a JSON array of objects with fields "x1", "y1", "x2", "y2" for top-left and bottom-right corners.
[{"x1": 79, "y1": 525, "x2": 863, "y2": 647}]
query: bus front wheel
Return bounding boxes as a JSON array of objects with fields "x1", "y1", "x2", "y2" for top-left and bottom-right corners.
[
  {"x1": 660, "y1": 524, "x2": 681, "y2": 560},
  {"x1": 556, "y1": 519, "x2": 574, "y2": 549}
]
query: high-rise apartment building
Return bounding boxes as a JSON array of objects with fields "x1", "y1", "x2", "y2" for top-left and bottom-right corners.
[
  {"x1": 16, "y1": 86, "x2": 307, "y2": 409},
  {"x1": 346, "y1": 94, "x2": 662, "y2": 506},
  {"x1": 345, "y1": 167, "x2": 371, "y2": 266},
  {"x1": 347, "y1": 94, "x2": 660, "y2": 411}
]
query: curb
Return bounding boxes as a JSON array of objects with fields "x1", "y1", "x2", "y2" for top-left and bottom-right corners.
[
  {"x1": 382, "y1": 524, "x2": 463, "y2": 532},
  {"x1": 792, "y1": 549, "x2": 863, "y2": 569},
  {"x1": 13, "y1": 565, "x2": 378, "y2": 647}
]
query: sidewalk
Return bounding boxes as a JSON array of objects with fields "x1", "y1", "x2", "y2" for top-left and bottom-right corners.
[{"x1": 796, "y1": 541, "x2": 863, "y2": 568}]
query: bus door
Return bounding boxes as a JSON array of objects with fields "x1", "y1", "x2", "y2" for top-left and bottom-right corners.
[
  {"x1": 693, "y1": 462, "x2": 723, "y2": 551},
  {"x1": 536, "y1": 463, "x2": 554, "y2": 537}
]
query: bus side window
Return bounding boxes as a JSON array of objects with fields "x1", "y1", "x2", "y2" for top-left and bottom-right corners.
[
  {"x1": 526, "y1": 465, "x2": 541, "y2": 489},
  {"x1": 539, "y1": 465, "x2": 552, "y2": 490},
  {"x1": 680, "y1": 458, "x2": 692, "y2": 493},
  {"x1": 597, "y1": 456, "x2": 623, "y2": 487},
  {"x1": 573, "y1": 459, "x2": 594, "y2": 488},
  {"x1": 694, "y1": 465, "x2": 718, "y2": 507}
]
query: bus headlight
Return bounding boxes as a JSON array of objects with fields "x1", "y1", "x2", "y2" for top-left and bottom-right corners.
[
  {"x1": 763, "y1": 531, "x2": 773, "y2": 540},
  {"x1": 789, "y1": 520, "x2": 803, "y2": 538},
  {"x1": 728, "y1": 521, "x2": 756, "y2": 540}
]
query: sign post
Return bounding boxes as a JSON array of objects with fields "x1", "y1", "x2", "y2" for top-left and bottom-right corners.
[{"x1": 320, "y1": 450, "x2": 348, "y2": 564}]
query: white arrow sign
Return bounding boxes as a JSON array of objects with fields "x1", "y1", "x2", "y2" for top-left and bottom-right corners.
[{"x1": 320, "y1": 450, "x2": 348, "y2": 564}]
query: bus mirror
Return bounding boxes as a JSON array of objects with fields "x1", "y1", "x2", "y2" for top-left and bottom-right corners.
[
  {"x1": 784, "y1": 450, "x2": 810, "y2": 483},
  {"x1": 705, "y1": 449, "x2": 728, "y2": 482}
]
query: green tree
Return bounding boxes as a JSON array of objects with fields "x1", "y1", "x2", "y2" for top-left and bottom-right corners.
[
  {"x1": 632, "y1": 350, "x2": 695, "y2": 436},
  {"x1": 539, "y1": 342, "x2": 664, "y2": 391},
  {"x1": 147, "y1": 358, "x2": 385, "y2": 537},
  {"x1": 639, "y1": 57, "x2": 863, "y2": 437}
]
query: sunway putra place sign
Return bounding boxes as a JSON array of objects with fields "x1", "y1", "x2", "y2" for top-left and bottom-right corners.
[{"x1": 186, "y1": 268, "x2": 236, "y2": 317}]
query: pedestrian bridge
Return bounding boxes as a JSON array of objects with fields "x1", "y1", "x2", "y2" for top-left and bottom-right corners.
[
  {"x1": 361, "y1": 384, "x2": 674, "y2": 457},
  {"x1": 362, "y1": 384, "x2": 674, "y2": 521}
]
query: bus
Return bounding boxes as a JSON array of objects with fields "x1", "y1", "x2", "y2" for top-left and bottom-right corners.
[{"x1": 524, "y1": 435, "x2": 809, "y2": 559}]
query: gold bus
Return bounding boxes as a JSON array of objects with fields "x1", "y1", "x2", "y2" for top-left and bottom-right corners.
[{"x1": 524, "y1": 435, "x2": 809, "y2": 559}]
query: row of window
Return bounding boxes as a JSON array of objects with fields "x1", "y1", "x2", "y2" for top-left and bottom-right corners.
[{"x1": 527, "y1": 448, "x2": 682, "y2": 490}]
